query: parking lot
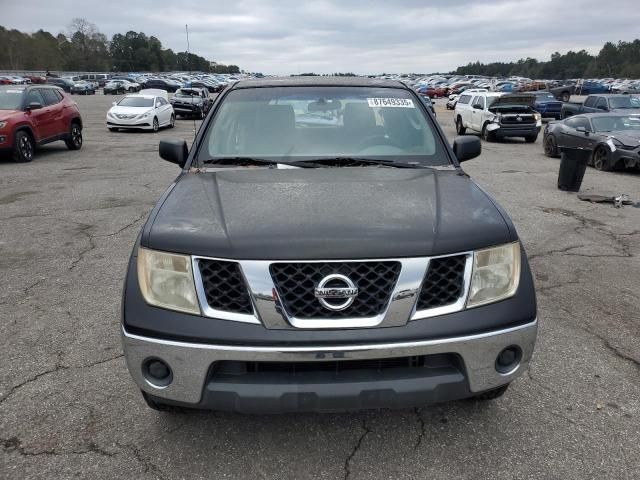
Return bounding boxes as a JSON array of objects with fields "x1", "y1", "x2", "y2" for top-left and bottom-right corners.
[{"x1": 1, "y1": 93, "x2": 639, "y2": 479}]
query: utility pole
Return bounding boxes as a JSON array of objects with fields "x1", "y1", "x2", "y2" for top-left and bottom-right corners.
[{"x1": 185, "y1": 24, "x2": 190, "y2": 75}]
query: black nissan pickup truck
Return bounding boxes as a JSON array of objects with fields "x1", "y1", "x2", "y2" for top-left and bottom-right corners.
[{"x1": 122, "y1": 77, "x2": 537, "y2": 413}]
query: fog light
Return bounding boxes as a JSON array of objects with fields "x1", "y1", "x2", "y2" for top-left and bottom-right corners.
[
  {"x1": 0, "y1": 136, "x2": 6, "y2": 143},
  {"x1": 142, "y1": 358, "x2": 173, "y2": 388},
  {"x1": 495, "y1": 346, "x2": 522, "y2": 374}
]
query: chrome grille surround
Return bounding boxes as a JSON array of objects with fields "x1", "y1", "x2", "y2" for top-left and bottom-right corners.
[{"x1": 191, "y1": 253, "x2": 473, "y2": 330}]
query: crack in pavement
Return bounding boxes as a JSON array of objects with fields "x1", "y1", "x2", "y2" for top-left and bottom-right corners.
[
  {"x1": 66, "y1": 212, "x2": 146, "y2": 271},
  {"x1": 93, "y1": 212, "x2": 147, "y2": 238},
  {"x1": 413, "y1": 408, "x2": 426, "y2": 449},
  {"x1": 539, "y1": 207, "x2": 634, "y2": 258},
  {"x1": 2, "y1": 437, "x2": 116, "y2": 458},
  {"x1": 343, "y1": 418, "x2": 372, "y2": 480},
  {"x1": 116, "y1": 442, "x2": 168, "y2": 479},
  {"x1": 559, "y1": 307, "x2": 640, "y2": 370},
  {"x1": 0, "y1": 353, "x2": 124, "y2": 406},
  {"x1": 528, "y1": 244, "x2": 587, "y2": 261},
  {"x1": 68, "y1": 223, "x2": 96, "y2": 271}
]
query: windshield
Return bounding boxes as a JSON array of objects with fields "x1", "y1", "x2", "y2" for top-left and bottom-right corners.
[
  {"x1": 198, "y1": 86, "x2": 446, "y2": 166},
  {"x1": 536, "y1": 93, "x2": 556, "y2": 101},
  {"x1": 0, "y1": 89, "x2": 24, "y2": 110},
  {"x1": 609, "y1": 96, "x2": 640, "y2": 109},
  {"x1": 117, "y1": 97, "x2": 153, "y2": 107},
  {"x1": 592, "y1": 115, "x2": 640, "y2": 132},
  {"x1": 175, "y1": 89, "x2": 200, "y2": 98}
]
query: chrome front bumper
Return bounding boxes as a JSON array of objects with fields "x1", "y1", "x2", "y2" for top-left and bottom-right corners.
[{"x1": 123, "y1": 320, "x2": 537, "y2": 406}]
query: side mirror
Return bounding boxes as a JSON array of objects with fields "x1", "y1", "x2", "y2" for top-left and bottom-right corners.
[
  {"x1": 597, "y1": 105, "x2": 608, "y2": 111},
  {"x1": 473, "y1": 103, "x2": 483, "y2": 110},
  {"x1": 453, "y1": 136, "x2": 481, "y2": 162},
  {"x1": 575, "y1": 127, "x2": 589, "y2": 135},
  {"x1": 27, "y1": 102, "x2": 43, "y2": 110},
  {"x1": 159, "y1": 138, "x2": 188, "y2": 168}
]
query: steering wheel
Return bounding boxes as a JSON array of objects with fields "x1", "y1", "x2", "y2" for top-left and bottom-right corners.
[{"x1": 355, "y1": 134, "x2": 404, "y2": 151}]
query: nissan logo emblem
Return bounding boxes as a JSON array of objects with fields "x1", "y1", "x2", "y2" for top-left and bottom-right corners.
[{"x1": 314, "y1": 274, "x2": 359, "y2": 311}]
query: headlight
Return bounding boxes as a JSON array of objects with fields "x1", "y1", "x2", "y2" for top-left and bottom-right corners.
[
  {"x1": 467, "y1": 242, "x2": 520, "y2": 308},
  {"x1": 137, "y1": 248, "x2": 200, "y2": 314},
  {"x1": 534, "y1": 113, "x2": 542, "y2": 121},
  {"x1": 0, "y1": 121, "x2": 7, "y2": 129}
]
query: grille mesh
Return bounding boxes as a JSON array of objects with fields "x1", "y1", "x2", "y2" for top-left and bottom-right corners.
[
  {"x1": 416, "y1": 255, "x2": 467, "y2": 310},
  {"x1": 501, "y1": 115, "x2": 536, "y2": 125},
  {"x1": 270, "y1": 262, "x2": 401, "y2": 318},
  {"x1": 197, "y1": 259, "x2": 253, "y2": 314}
]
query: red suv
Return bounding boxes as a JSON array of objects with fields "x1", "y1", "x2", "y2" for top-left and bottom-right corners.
[{"x1": 0, "y1": 85, "x2": 83, "y2": 162}]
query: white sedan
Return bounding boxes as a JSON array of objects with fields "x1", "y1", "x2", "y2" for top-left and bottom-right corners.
[{"x1": 106, "y1": 94, "x2": 175, "y2": 132}]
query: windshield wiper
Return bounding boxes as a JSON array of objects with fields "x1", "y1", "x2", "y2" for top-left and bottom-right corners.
[
  {"x1": 300, "y1": 157, "x2": 429, "y2": 169},
  {"x1": 200, "y1": 157, "x2": 314, "y2": 168}
]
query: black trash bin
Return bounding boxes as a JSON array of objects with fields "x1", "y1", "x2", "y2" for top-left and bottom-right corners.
[{"x1": 557, "y1": 147, "x2": 591, "y2": 192}]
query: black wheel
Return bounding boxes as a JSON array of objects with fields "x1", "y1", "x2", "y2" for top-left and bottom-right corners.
[
  {"x1": 169, "y1": 114, "x2": 175, "y2": 128},
  {"x1": 482, "y1": 123, "x2": 495, "y2": 142},
  {"x1": 543, "y1": 134, "x2": 559, "y2": 157},
  {"x1": 65, "y1": 122, "x2": 83, "y2": 150},
  {"x1": 104, "y1": 91, "x2": 108, "y2": 95},
  {"x1": 198, "y1": 109, "x2": 204, "y2": 120},
  {"x1": 561, "y1": 91, "x2": 570, "y2": 102},
  {"x1": 141, "y1": 391, "x2": 188, "y2": 413},
  {"x1": 128, "y1": 87, "x2": 134, "y2": 93},
  {"x1": 12, "y1": 131, "x2": 35, "y2": 163},
  {"x1": 152, "y1": 117, "x2": 159, "y2": 132},
  {"x1": 456, "y1": 116, "x2": 466, "y2": 135},
  {"x1": 525, "y1": 135, "x2": 538, "y2": 143},
  {"x1": 592, "y1": 146, "x2": 614, "y2": 171},
  {"x1": 473, "y1": 384, "x2": 510, "y2": 400}
]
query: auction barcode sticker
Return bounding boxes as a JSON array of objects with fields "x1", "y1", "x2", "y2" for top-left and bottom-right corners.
[{"x1": 367, "y1": 98, "x2": 414, "y2": 108}]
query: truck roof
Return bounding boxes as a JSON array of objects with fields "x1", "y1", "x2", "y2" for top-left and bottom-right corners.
[{"x1": 231, "y1": 77, "x2": 406, "y2": 89}]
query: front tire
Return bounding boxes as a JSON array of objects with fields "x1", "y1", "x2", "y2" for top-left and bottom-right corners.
[
  {"x1": 525, "y1": 135, "x2": 538, "y2": 143},
  {"x1": 544, "y1": 134, "x2": 559, "y2": 157},
  {"x1": 482, "y1": 123, "x2": 495, "y2": 142},
  {"x1": 592, "y1": 146, "x2": 614, "y2": 171},
  {"x1": 169, "y1": 114, "x2": 175, "y2": 128},
  {"x1": 65, "y1": 122, "x2": 83, "y2": 150},
  {"x1": 152, "y1": 117, "x2": 159, "y2": 132},
  {"x1": 12, "y1": 131, "x2": 35, "y2": 163},
  {"x1": 561, "y1": 91, "x2": 570, "y2": 102},
  {"x1": 455, "y1": 116, "x2": 466, "y2": 135}
]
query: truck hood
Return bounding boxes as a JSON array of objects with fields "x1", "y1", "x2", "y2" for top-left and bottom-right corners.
[
  {"x1": 143, "y1": 168, "x2": 515, "y2": 260},
  {"x1": 489, "y1": 94, "x2": 536, "y2": 110}
]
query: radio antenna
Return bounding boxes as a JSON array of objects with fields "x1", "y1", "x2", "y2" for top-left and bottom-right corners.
[{"x1": 185, "y1": 24, "x2": 197, "y2": 139}]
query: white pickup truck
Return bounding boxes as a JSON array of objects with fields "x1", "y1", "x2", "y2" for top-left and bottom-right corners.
[{"x1": 455, "y1": 92, "x2": 542, "y2": 142}]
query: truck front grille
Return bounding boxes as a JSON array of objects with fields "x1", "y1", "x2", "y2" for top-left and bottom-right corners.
[
  {"x1": 197, "y1": 259, "x2": 253, "y2": 314},
  {"x1": 501, "y1": 115, "x2": 536, "y2": 125},
  {"x1": 270, "y1": 262, "x2": 401, "y2": 318},
  {"x1": 416, "y1": 255, "x2": 467, "y2": 310}
]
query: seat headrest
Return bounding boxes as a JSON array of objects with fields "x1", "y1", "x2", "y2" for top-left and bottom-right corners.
[{"x1": 343, "y1": 103, "x2": 376, "y2": 130}]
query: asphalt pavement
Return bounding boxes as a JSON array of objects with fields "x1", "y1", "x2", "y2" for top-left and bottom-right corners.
[{"x1": 1, "y1": 93, "x2": 639, "y2": 480}]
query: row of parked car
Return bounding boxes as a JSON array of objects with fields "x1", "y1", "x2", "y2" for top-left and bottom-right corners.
[
  {"x1": 396, "y1": 74, "x2": 640, "y2": 101},
  {"x1": 106, "y1": 87, "x2": 214, "y2": 132},
  {"x1": 442, "y1": 87, "x2": 640, "y2": 172},
  {"x1": 0, "y1": 73, "x2": 221, "y2": 164}
]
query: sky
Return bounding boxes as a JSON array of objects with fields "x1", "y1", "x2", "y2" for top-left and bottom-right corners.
[{"x1": 1, "y1": 0, "x2": 639, "y2": 74}]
